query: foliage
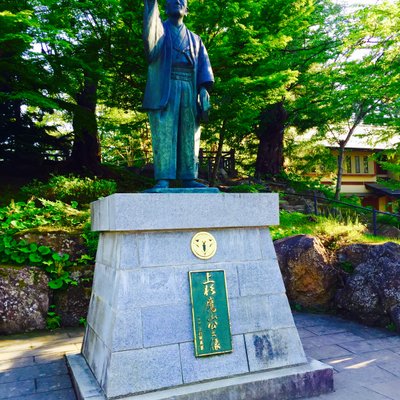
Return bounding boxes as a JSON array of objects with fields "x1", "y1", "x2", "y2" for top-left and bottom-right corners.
[
  {"x1": 21, "y1": 175, "x2": 117, "y2": 206},
  {"x1": 291, "y1": 0, "x2": 400, "y2": 199},
  {"x1": 270, "y1": 210, "x2": 386, "y2": 249},
  {"x1": 338, "y1": 261, "x2": 354, "y2": 274},
  {"x1": 271, "y1": 211, "x2": 314, "y2": 240},
  {"x1": 46, "y1": 305, "x2": 61, "y2": 330},
  {"x1": 0, "y1": 199, "x2": 93, "y2": 289},
  {"x1": 98, "y1": 107, "x2": 151, "y2": 167},
  {"x1": 377, "y1": 178, "x2": 400, "y2": 191},
  {"x1": 279, "y1": 171, "x2": 335, "y2": 198},
  {"x1": 377, "y1": 214, "x2": 400, "y2": 229},
  {"x1": 0, "y1": 199, "x2": 89, "y2": 233},
  {"x1": 284, "y1": 130, "x2": 337, "y2": 177}
]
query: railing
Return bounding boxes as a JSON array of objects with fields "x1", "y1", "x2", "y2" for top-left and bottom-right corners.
[
  {"x1": 199, "y1": 149, "x2": 236, "y2": 179},
  {"x1": 281, "y1": 191, "x2": 400, "y2": 236}
]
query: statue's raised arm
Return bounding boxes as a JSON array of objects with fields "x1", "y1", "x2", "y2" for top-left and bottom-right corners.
[
  {"x1": 142, "y1": 0, "x2": 215, "y2": 191},
  {"x1": 143, "y1": 0, "x2": 165, "y2": 62}
]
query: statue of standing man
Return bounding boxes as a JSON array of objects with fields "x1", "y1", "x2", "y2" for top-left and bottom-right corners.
[{"x1": 143, "y1": 0, "x2": 214, "y2": 189}]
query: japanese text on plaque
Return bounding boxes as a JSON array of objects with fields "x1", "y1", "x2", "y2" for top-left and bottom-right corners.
[{"x1": 189, "y1": 270, "x2": 232, "y2": 357}]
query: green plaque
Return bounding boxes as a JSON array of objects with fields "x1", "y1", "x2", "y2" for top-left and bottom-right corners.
[{"x1": 189, "y1": 270, "x2": 232, "y2": 357}]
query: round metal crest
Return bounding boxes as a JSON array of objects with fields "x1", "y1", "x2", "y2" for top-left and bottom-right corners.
[{"x1": 191, "y1": 232, "x2": 217, "y2": 260}]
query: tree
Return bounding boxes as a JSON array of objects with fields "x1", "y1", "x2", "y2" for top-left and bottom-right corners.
[
  {"x1": 0, "y1": 2, "x2": 66, "y2": 165},
  {"x1": 294, "y1": 0, "x2": 400, "y2": 199},
  {"x1": 0, "y1": 0, "x2": 146, "y2": 172}
]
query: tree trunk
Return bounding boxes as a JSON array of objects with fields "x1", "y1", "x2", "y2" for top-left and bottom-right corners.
[
  {"x1": 209, "y1": 120, "x2": 226, "y2": 187},
  {"x1": 334, "y1": 142, "x2": 345, "y2": 201},
  {"x1": 255, "y1": 102, "x2": 288, "y2": 178},
  {"x1": 70, "y1": 73, "x2": 100, "y2": 171}
]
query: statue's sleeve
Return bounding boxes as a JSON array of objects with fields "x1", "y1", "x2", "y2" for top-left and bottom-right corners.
[
  {"x1": 197, "y1": 39, "x2": 214, "y2": 91},
  {"x1": 143, "y1": 0, "x2": 165, "y2": 62}
]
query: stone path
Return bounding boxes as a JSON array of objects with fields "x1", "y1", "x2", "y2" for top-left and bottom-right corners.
[{"x1": 1, "y1": 313, "x2": 399, "y2": 400}]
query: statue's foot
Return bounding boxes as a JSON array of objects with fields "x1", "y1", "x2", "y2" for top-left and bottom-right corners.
[
  {"x1": 153, "y1": 179, "x2": 170, "y2": 189},
  {"x1": 182, "y1": 180, "x2": 207, "y2": 188}
]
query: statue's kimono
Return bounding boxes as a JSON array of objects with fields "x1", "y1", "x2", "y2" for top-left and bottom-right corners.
[{"x1": 142, "y1": 0, "x2": 214, "y2": 181}]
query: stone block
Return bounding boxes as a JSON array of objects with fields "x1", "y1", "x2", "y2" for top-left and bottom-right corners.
[
  {"x1": 237, "y1": 260, "x2": 286, "y2": 297},
  {"x1": 180, "y1": 335, "x2": 249, "y2": 384},
  {"x1": 87, "y1": 289, "x2": 143, "y2": 352},
  {"x1": 91, "y1": 198, "x2": 109, "y2": 232},
  {"x1": 245, "y1": 327, "x2": 307, "y2": 372},
  {"x1": 0, "y1": 380, "x2": 35, "y2": 398},
  {"x1": 119, "y1": 233, "x2": 139, "y2": 270},
  {"x1": 86, "y1": 295, "x2": 114, "y2": 348},
  {"x1": 173, "y1": 262, "x2": 240, "y2": 304},
  {"x1": 305, "y1": 344, "x2": 353, "y2": 360},
  {"x1": 301, "y1": 332, "x2": 367, "y2": 349},
  {"x1": 68, "y1": 355, "x2": 334, "y2": 400},
  {"x1": 366, "y1": 378, "x2": 400, "y2": 399},
  {"x1": 111, "y1": 309, "x2": 143, "y2": 351},
  {"x1": 142, "y1": 304, "x2": 192, "y2": 347},
  {"x1": 67, "y1": 353, "x2": 105, "y2": 399},
  {"x1": 91, "y1": 193, "x2": 279, "y2": 232},
  {"x1": 82, "y1": 326, "x2": 111, "y2": 388},
  {"x1": 35, "y1": 374, "x2": 72, "y2": 393},
  {"x1": 136, "y1": 228, "x2": 262, "y2": 268},
  {"x1": 105, "y1": 345, "x2": 182, "y2": 398},
  {"x1": 259, "y1": 228, "x2": 278, "y2": 260},
  {"x1": 114, "y1": 267, "x2": 178, "y2": 310},
  {"x1": 97, "y1": 234, "x2": 120, "y2": 268},
  {"x1": 230, "y1": 294, "x2": 295, "y2": 335},
  {"x1": 90, "y1": 263, "x2": 117, "y2": 306},
  {"x1": 269, "y1": 295, "x2": 296, "y2": 326}
]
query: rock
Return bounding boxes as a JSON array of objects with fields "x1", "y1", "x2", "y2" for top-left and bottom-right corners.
[
  {"x1": 53, "y1": 266, "x2": 93, "y2": 327},
  {"x1": 274, "y1": 235, "x2": 338, "y2": 309},
  {"x1": 335, "y1": 242, "x2": 400, "y2": 330},
  {"x1": 336, "y1": 242, "x2": 400, "y2": 271},
  {"x1": 0, "y1": 266, "x2": 49, "y2": 334},
  {"x1": 376, "y1": 225, "x2": 400, "y2": 239},
  {"x1": 16, "y1": 232, "x2": 87, "y2": 261}
]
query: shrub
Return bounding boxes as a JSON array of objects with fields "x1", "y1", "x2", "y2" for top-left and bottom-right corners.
[
  {"x1": 0, "y1": 199, "x2": 89, "y2": 234},
  {"x1": 0, "y1": 199, "x2": 93, "y2": 289},
  {"x1": 21, "y1": 174, "x2": 117, "y2": 206},
  {"x1": 279, "y1": 171, "x2": 335, "y2": 198}
]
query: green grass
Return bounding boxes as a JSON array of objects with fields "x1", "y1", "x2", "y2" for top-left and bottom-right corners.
[{"x1": 271, "y1": 210, "x2": 400, "y2": 249}]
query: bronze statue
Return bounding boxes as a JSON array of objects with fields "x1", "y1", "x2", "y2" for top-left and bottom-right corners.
[{"x1": 143, "y1": 0, "x2": 214, "y2": 189}]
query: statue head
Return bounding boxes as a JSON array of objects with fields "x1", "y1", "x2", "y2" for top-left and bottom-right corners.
[{"x1": 166, "y1": 0, "x2": 188, "y2": 19}]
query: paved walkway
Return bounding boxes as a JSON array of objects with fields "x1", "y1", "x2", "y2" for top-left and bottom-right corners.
[{"x1": 0, "y1": 313, "x2": 399, "y2": 400}]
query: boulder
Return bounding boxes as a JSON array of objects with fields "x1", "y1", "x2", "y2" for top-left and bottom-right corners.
[
  {"x1": 274, "y1": 235, "x2": 338, "y2": 309},
  {"x1": 0, "y1": 266, "x2": 49, "y2": 334},
  {"x1": 53, "y1": 265, "x2": 93, "y2": 327},
  {"x1": 16, "y1": 231, "x2": 87, "y2": 261},
  {"x1": 336, "y1": 241, "x2": 400, "y2": 268},
  {"x1": 335, "y1": 242, "x2": 400, "y2": 330}
]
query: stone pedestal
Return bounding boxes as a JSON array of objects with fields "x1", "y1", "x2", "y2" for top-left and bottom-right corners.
[{"x1": 67, "y1": 193, "x2": 333, "y2": 399}]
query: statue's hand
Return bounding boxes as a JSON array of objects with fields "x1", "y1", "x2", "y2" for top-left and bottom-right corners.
[{"x1": 200, "y1": 86, "x2": 211, "y2": 113}]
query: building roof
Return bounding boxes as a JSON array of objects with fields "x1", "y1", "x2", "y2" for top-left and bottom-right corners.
[{"x1": 365, "y1": 183, "x2": 400, "y2": 198}]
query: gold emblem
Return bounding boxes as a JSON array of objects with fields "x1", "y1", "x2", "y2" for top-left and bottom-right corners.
[{"x1": 191, "y1": 232, "x2": 217, "y2": 260}]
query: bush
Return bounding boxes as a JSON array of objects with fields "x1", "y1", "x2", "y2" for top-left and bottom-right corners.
[
  {"x1": 0, "y1": 199, "x2": 93, "y2": 290},
  {"x1": 279, "y1": 171, "x2": 335, "y2": 198},
  {"x1": 21, "y1": 175, "x2": 117, "y2": 206},
  {"x1": 0, "y1": 199, "x2": 89, "y2": 234}
]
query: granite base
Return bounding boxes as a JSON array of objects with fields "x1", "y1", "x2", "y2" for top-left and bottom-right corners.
[
  {"x1": 74, "y1": 194, "x2": 333, "y2": 399},
  {"x1": 67, "y1": 354, "x2": 333, "y2": 400}
]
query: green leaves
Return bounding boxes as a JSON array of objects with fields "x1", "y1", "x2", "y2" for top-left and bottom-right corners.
[{"x1": 0, "y1": 196, "x2": 95, "y2": 291}]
